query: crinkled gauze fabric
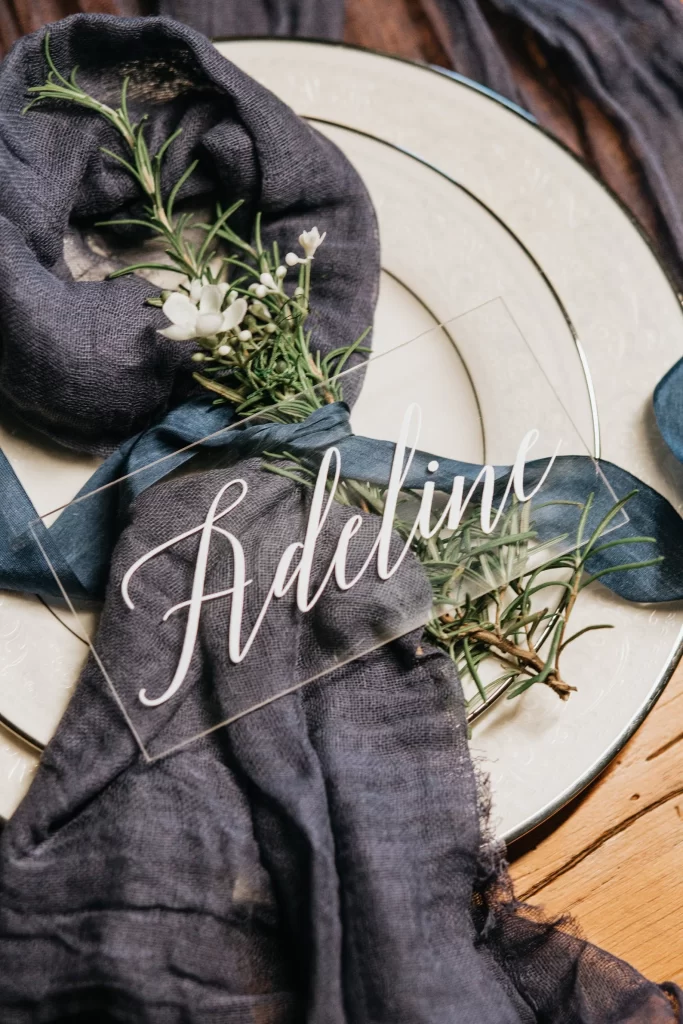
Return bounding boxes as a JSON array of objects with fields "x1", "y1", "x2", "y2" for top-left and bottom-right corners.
[
  {"x1": 0, "y1": 461, "x2": 680, "y2": 1023},
  {"x1": 0, "y1": 13, "x2": 378, "y2": 452}
]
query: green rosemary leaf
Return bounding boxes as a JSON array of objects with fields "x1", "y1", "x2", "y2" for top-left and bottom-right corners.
[
  {"x1": 584, "y1": 535, "x2": 656, "y2": 558},
  {"x1": 559, "y1": 623, "x2": 614, "y2": 653},
  {"x1": 119, "y1": 75, "x2": 131, "y2": 124},
  {"x1": 197, "y1": 199, "x2": 244, "y2": 265},
  {"x1": 191, "y1": 373, "x2": 244, "y2": 405},
  {"x1": 166, "y1": 158, "x2": 198, "y2": 222},
  {"x1": 223, "y1": 256, "x2": 262, "y2": 279},
  {"x1": 254, "y1": 211, "x2": 264, "y2": 259},
  {"x1": 94, "y1": 218, "x2": 162, "y2": 232},
  {"x1": 463, "y1": 637, "x2": 487, "y2": 703},
  {"x1": 43, "y1": 32, "x2": 72, "y2": 90},
  {"x1": 100, "y1": 147, "x2": 141, "y2": 183},
  {"x1": 154, "y1": 125, "x2": 183, "y2": 165},
  {"x1": 107, "y1": 261, "x2": 187, "y2": 279},
  {"x1": 328, "y1": 326, "x2": 372, "y2": 377},
  {"x1": 575, "y1": 491, "x2": 594, "y2": 550},
  {"x1": 579, "y1": 489, "x2": 639, "y2": 561},
  {"x1": 579, "y1": 555, "x2": 664, "y2": 589}
]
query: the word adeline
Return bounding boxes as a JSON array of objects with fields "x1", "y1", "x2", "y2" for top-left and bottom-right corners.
[{"x1": 122, "y1": 405, "x2": 557, "y2": 707}]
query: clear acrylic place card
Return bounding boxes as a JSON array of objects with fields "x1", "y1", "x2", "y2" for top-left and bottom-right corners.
[{"x1": 27, "y1": 298, "x2": 627, "y2": 759}]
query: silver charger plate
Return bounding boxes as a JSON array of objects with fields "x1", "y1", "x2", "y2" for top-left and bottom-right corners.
[{"x1": 0, "y1": 40, "x2": 681, "y2": 841}]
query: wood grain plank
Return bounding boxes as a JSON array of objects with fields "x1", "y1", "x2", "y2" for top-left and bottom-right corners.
[
  {"x1": 509, "y1": 659, "x2": 683, "y2": 982},
  {"x1": 512, "y1": 793, "x2": 683, "y2": 983}
]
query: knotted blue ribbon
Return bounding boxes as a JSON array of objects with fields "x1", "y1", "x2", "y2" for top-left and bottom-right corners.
[
  {"x1": 655, "y1": 357, "x2": 683, "y2": 466},
  {"x1": 2, "y1": 398, "x2": 682, "y2": 605}
]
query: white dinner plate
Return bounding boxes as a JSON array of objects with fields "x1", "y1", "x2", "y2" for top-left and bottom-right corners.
[
  {"x1": 0, "y1": 40, "x2": 681, "y2": 840},
  {"x1": 215, "y1": 40, "x2": 683, "y2": 841}
]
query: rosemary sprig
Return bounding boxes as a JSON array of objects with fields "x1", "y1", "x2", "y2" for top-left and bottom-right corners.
[
  {"x1": 25, "y1": 36, "x2": 370, "y2": 422},
  {"x1": 406, "y1": 489, "x2": 660, "y2": 716},
  {"x1": 265, "y1": 456, "x2": 662, "y2": 719},
  {"x1": 25, "y1": 33, "x2": 206, "y2": 282}
]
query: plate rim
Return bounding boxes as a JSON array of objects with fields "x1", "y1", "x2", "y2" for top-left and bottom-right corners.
[{"x1": 216, "y1": 36, "x2": 683, "y2": 334}]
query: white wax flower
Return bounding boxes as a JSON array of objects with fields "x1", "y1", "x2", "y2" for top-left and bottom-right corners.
[
  {"x1": 285, "y1": 226, "x2": 327, "y2": 266},
  {"x1": 189, "y1": 278, "x2": 204, "y2": 304},
  {"x1": 158, "y1": 285, "x2": 247, "y2": 341},
  {"x1": 187, "y1": 277, "x2": 229, "y2": 305},
  {"x1": 299, "y1": 226, "x2": 326, "y2": 260}
]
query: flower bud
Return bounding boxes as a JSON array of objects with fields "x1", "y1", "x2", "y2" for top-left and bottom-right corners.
[
  {"x1": 191, "y1": 352, "x2": 205, "y2": 362},
  {"x1": 238, "y1": 329, "x2": 252, "y2": 342},
  {"x1": 249, "y1": 300, "x2": 271, "y2": 321},
  {"x1": 285, "y1": 252, "x2": 300, "y2": 267},
  {"x1": 217, "y1": 344, "x2": 231, "y2": 356},
  {"x1": 275, "y1": 265, "x2": 287, "y2": 279}
]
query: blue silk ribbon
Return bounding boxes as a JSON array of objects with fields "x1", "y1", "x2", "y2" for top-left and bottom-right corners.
[
  {"x1": 2, "y1": 398, "x2": 682, "y2": 605},
  {"x1": 654, "y1": 357, "x2": 683, "y2": 466}
]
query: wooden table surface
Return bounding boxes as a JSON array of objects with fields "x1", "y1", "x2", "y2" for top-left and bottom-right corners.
[
  {"x1": 508, "y1": 663, "x2": 683, "y2": 985},
  {"x1": 344, "y1": 0, "x2": 683, "y2": 988}
]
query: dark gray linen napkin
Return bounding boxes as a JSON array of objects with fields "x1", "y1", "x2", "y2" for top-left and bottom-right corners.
[
  {"x1": 0, "y1": 461, "x2": 678, "y2": 1022},
  {"x1": 0, "y1": 13, "x2": 377, "y2": 453},
  {"x1": 0, "y1": 462, "x2": 516, "y2": 1023}
]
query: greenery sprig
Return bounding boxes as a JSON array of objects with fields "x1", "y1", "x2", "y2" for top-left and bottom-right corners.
[
  {"x1": 265, "y1": 457, "x2": 662, "y2": 721},
  {"x1": 25, "y1": 34, "x2": 370, "y2": 422},
  {"x1": 25, "y1": 35, "x2": 204, "y2": 281}
]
